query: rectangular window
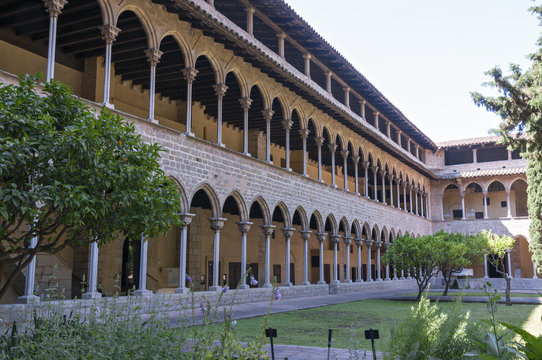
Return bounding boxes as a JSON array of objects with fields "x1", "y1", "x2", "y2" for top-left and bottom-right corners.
[
  {"x1": 475, "y1": 212, "x2": 484, "y2": 219},
  {"x1": 445, "y1": 149, "x2": 473, "y2": 165},
  {"x1": 501, "y1": 201, "x2": 507, "y2": 208},
  {"x1": 452, "y1": 209, "x2": 463, "y2": 219}
]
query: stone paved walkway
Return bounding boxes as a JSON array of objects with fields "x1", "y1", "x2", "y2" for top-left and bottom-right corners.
[{"x1": 262, "y1": 344, "x2": 382, "y2": 360}]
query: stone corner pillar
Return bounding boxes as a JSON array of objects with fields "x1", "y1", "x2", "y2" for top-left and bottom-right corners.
[
  {"x1": 261, "y1": 224, "x2": 276, "y2": 288},
  {"x1": 330, "y1": 234, "x2": 341, "y2": 286},
  {"x1": 316, "y1": 232, "x2": 327, "y2": 285},
  {"x1": 300, "y1": 230, "x2": 312, "y2": 285},
  {"x1": 175, "y1": 213, "x2": 195, "y2": 294},
  {"x1": 282, "y1": 227, "x2": 296, "y2": 286},
  {"x1": 208, "y1": 217, "x2": 227, "y2": 292}
]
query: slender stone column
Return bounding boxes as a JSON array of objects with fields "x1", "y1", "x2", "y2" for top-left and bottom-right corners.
[
  {"x1": 400, "y1": 269, "x2": 405, "y2": 280},
  {"x1": 325, "y1": 71, "x2": 333, "y2": 94},
  {"x1": 209, "y1": 218, "x2": 226, "y2": 291},
  {"x1": 355, "y1": 238, "x2": 363, "y2": 282},
  {"x1": 99, "y1": 24, "x2": 119, "y2": 108},
  {"x1": 207, "y1": 0, "x2": 214, "y2": 6},
  {"x1": 175, "y1": 213, "x2": 195, "y2": 294},
  {"x1": 386, "y1": 122, "x2": 391, "y2": 138},
  {"x1": 483, "y1": 254, "x2": 489, "y2": 279},
  {"x1": 407, "y1": 269, "x2": 412, "y2": 279},
  {"x1": 315, "y1": 136, "x2": 324, "y2": 182},
  {"x1": 375, "y1": 241, "x2": 382, "y2": 281},
  {"x1": 473, "y1": 148, "x2": 478, "y2": 163},
  {"x1": 282, "y1": 119, "x2": 293, "y2": 170},
  {"x1": 388, "y1": 174, "x2": 394, "y2": 207},
  {"x1": 409, "y1": 185, "x2": 414, "y2": 213},
  {"x1": 303, "y1": 53, "x2": 311, "y2": 78},
  {"x1": 360, "y1": 99, "x2": 366, "y2": 120},
  {"x1": 420, "y1": 192, "x2": 425, "y2": 218},
  {"x1": 506, "y1": 249, "x2": 513, "y2": 278},
  {"x1": 414, "y1": 188, "x2": 419, "y2": 215},
  {"x1": 317, "y1": 233, "x2": 327, "y2": 284},
  {"x1": 18, "y1": 232, "x2": 39, "y2": 304},
  {"x1": 533, "y1": 262, "x2": 538, "y2": 279},
  {"x1": 506, "y1": 189, "x2": 512, "y2": 218},
  {"x1": 330, "y1": 235, "x2": 341, "y2": 284},
  {"x1": 240, "y1": 97, "x2": 252, "y2": 156},
  {"x1": 341, "y1": 150, "x2": 349, "y2": 190},
  {"x1": 343, "y1": 236, "x2": 352, "y2": 283},
  {"x1": 329, "y1": 143, "x2": 338, "y2": 187},
  {"x1": 365, "y1": 239, "x2": 373, "y2": 282},
  {"x1": 352, "y1": 155, "x2": 360, "y2": 195},
  {"x1": 300, "y1": 128, "x2": 309, "y2": 176},
  {"x1": 237, "y1": 221, "x2": 252, "y2": 289},
  {"x1": 379, "y1": 170, "x2": 387, "y2": 204},
  {"x1": 277, "y1": 33, "x2": 286, "y2": 58},
  {"x1": 182, "y1": 67, "x2": 198, "y2": 136},
  {"x1": 362, "y1": 161, "x2": 369, "y2": 198},
  {"x1": 261, "y1": 225, "x2": 276, "y2": 288},
  {"x1": 300, "y1": 230, "x2": 312, "y2": 285},
  {"x1": 213, "y1": 83, "x2": 228, "y2": 146},
  {"x1": 135, "y1": 234, "x2": 152, "y2": 296},
  {"x1": 145, "y1": 48, "x2": 163, "y2": 123},
  {"x1": 482, "y1": 191, "x2": 489, "y2": 219},
  {"x1": 344, "y1": 87, "x2": 350, "y2": 108},
  {"x1": 460, "y1": 190, "x2": 466, "y2": 220},
  {"x1": 396, "y1": 179, "x2": 401, "y2": 210},
  {"x1": 397, "y1": 130, "x2": 402, "y2": 147},
  {"x1": 425, "y1": 195, "x2": 429, "y2": 219},
  {"x1": 403, "y1": 182, "x2": 408, "y2": 212},
  {"x1": 245, "y1": 7, "x2": 255, "y2": 35},
  {"x1": 44, "y1": 0, "x2": 67, "y2": 82},
  {"x1": 83, "y1": 241, "x2": 102, "y2": 299},
  {"x1": 383, "y1": 243, "x2": 390, "y2": 281},
  {"x1": 282, "y1": 228, "x2": 295, "y2": 286},
  {"x1": 374, "y1": 111, "x2": 380, "y2": 129},
  {"x1": 262, "y1": 109, "x2": 274, "y2": 163},
  {"x1": 372, "y1": 166, "x2": 379, "y2": 201}
]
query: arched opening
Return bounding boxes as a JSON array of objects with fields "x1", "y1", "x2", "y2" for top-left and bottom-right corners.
[
  {"x1": 336, "y1": 137, "x2": 347, "y2": 190},
  {"x1": 291, "y1": 208, "x2": 308, "y2": 285},
  {"x1": 309, "y1": 212, "x2": 323, "y2": 284},
  {"x1": 511, "y1": 236, "x2": 536, "y2": 278},
  {"x1": 306, "y1": 119, "x2": 319, "y2": 180},
  {"x1": 290, "y1": 109, "x2": 304, "y2": 174},
  {"x1": 271, "y1": 204, "x2": 289, "y2": 285},
  {"x1": 155, "y1": 35, "x2": 187, "y2": 130},
  {"x1": 511, "y1": 179, "x2": 528, "y2": 217},
  {"x1": 338, "y1": 218, "x2": 349, "y2": 281},
  {"x1": 187, "y1": 188, "x2": 218, "y2": 292},
  {"x1": 370, "y1": 227, "x2": 378, "y2": 281},
  {"x1": 442, "y1": 184, "x2": 461, "y2": 220},
  {"x1": 464, "y1": 182, "x2": 484, "y2": 220},
  {"x1": 248, "y1": 199, "x2": 269, "y2": 287},
  {"x1": 361, "y1": 224, "x2": 370, "y2": 281},
  {"x1": 323, "y1": 215, "x2": 336, "y2": 283},
  {"x1": 270, "y1": 97, "x2": 286, "y2": 167},
  {"x1": 222, "y1": 72, "x2": 244, "y2": 153},
  {"x1": 222, "y1": 195, "x2": 243, "y2": 289},
  {"x1": 350, "y1": 222, "x2": 360, "y2": 281},
  {"x1": 191, "y1": 55, "x2": 218, "y2": 142},
  {"x1": 121, "y1": 237, "x2": 140, "y2": 294},
  {"x1": 247, "y1": 85, "x2": 266, "y2": 160},
  {"x1": 486, "y1": 181, "x2": 507, "y2": 218},
  {"x1": 367, "y1": 154, "x2": 376, "y2": 200},
  {"x1": 322, "y1": 127, "x2": 334, "y2": 186}
]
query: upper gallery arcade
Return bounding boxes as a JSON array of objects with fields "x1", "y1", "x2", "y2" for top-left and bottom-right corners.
[{"x1": 0, "y1": 0, "x2": 535, "y2": 303}]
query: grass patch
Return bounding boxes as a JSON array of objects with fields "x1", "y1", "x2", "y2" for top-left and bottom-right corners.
[
  {"x1": 401, "y1": 291, "x2": 541, "y2": 298},
  {"x1": 225, "y1": 300, "x2": 542, "y2": 350}
]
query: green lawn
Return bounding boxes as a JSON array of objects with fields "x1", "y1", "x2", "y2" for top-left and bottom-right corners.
[
  {"x1": 225, "y1": 300, "x2": 542, "y2": 350},
  {"x1": 402, "y1": 291, "x2": 542, "y2": 298}
]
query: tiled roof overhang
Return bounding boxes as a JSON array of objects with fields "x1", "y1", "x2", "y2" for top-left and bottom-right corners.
[{"x1": 439, "y1": 166, "x2": 526, "y2": 179}]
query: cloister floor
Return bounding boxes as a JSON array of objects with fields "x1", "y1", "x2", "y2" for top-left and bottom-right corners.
[{"x1": 216, "y1": 299, "x2": 542, "y2": 350}]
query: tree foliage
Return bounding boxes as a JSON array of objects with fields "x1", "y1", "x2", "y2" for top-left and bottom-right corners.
[
  {"x1": 0, "y1": 75, "x2": 181, "y2": 300},
  {"x1": 471, "y1": 5, "x2": 542, "y2": 273},
  {"x1": 383, "y1": 234, "x2": 441, "y2": 301}
]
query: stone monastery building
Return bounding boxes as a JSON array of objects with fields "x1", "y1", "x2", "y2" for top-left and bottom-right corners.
[{"x1": 0, "y1": 0, "x2": 538, "y2": 303}]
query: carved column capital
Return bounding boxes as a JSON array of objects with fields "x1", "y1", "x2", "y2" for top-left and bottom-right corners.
[
  {"x1": 239, "y1": 97, "x2": 252, "y2": 111},
  {"x1": 237, "y1": 221, "x2": 253, "y2": 234},
  {"x1": 378, "y1": 169, "x2": 387, "y2": 177},
  {"x1": 100, "y1": 24, "x2": 120, "y2": 45},
  {"x1": 361, "y1": 161, "x2": 370, "y2": 169},
  {"x1": 351, "y1": 155, "x2": 360, "y2": 164},
  {"x1": 299, "y1": 128, "x2": 310, "y2": 139},
  {"x1": 261, "y1": 224, "x2": 276, "y2": 236},
  {"x1": 329, "y1": 234, "x2": 341, "y2": 244},
  {"x1": 371, "y1": 165, "x2": 379, "y2": 173},
  {"x1": 316, "y1": 232, "x2": 327, "y2": 243},
  {"x1": 261, "y1": 108, "x2": 274, "y2": 121},
  {"x1": 43, "y1": 0, "x2": 67, "y2": 18},
  {"x1": 355, "y1": 238, "x2": 363, "y2": 247},
  {"x1": 343, "y1": 236, "x2": 352, "y2": 245},
  {"x1": 179, "y1": 213, "x2": 195, "y2": 227},
  {"x1": 145, "y1": 48, "x2": 163, "y2": 66},
  {"x1": 281, "y1": 119, "x2": 293, "y2": 131},
  {"x1": 182, "y1": 67, "x2": 198, "y2": 83},
  {"x1": 328, "y1": 143, "x2": 337, "y2": 153},
  {"x1": 209, "y1": 217, "x2": 227, "y2": 232},
  {"x1": 315, "y1": 136, "x2": 324, "y2": 147},
  {"x1": 213, "y1": 83, "x2": 228, "y2": 97},
  {"x1": 387, "y1": 173, "x2": 394, "y2": 181},
  {"x1": 364, "y1": 239, "x2": 373, "y2": 248},
  {"x1": 303, "y1": 53, "x2": 312, "y2": 60},
  {"x1": 282, "y1": 228, "x2": 296, "y2": 239},
  {"x1": 374, "y1": 241, "x2": 382, "y2": 249},
  {"x1": 299, "y1": 230, "x2": 312, "y2": 241},
  {"x1": 339, "y1": 150, "x2": 349, "y2": 160}
]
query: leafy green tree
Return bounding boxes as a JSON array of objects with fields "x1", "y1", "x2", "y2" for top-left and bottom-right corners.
[
  {"x1": 479, "y1": 231, "x2": 516, "y2": 306},
  {"x1": 435, "y1": 231, "x2": 488, "y2": 296},
  {"x1": 383, "y1": 234, "x2": 442, "y2": 301},
  {"x1": 0, "y1": 75, "x2": 181, "y2": 300},
  {"x1": 471, "y1": 5, "x2": 542, "y2": 273}
]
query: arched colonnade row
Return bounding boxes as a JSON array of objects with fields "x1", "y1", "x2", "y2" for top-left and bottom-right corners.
[
  {"x1": 439, "y1": 177, "x2": 528, "y2": 220},
  {"x1": 81, "y1": 180, "x2": 424, "y2": 298},
  {"x1": 19, "y1": 0, "x2": 430, "y2": 216}
]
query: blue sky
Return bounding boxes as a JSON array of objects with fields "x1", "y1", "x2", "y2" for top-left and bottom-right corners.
[{"x1": 284, "y1": 0, "x2": 540, "y2": 143}]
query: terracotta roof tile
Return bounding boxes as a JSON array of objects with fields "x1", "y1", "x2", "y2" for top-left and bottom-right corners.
[
  {"x1": 436, "y1": 136, "x2": 501, "y2": 148},
  {"x1": 439, "y1": 166, "x2": 526, "y2": 179}
]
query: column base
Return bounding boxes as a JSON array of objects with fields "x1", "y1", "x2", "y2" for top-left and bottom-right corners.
[
  {"x1": 400, "y1": 277, "x2": 405, "y2": 280},
  {"x1": 262, "y1": 283, "x2": 273, "y2": 288},
  {"x1": 184, "y1": 131, "x2": 195, "y2": 137},
  {"x1": 301, "y1": 281, "x2": 311, "y2": 286},
  {"x1": 376, "y1": 278, "x2": 383, "y2": 282},
  {"x1": 331, "y1": 184, "x2": 337, "y2": 188},
  {"x1": 366, "y1": 279, "x2": 374, "y2": 282},
  {"x1": 343, "y1": 279, "x2": 352, "y2": 283},
  {"x1": 148, "y1": 118, "x2": 158, "y2": 124},
  {"x1": 317, "y1": 280, "x2": 326, "y2": 285},
  {"x1": 134, "y1": 289, "x2": 153, "y2": 297},
  {"x1": 483, "y1": 276, "x2": 489, "y2": 280},
  {"x1": 384, "y1": 278, "x2": 391, "y2": 281},
  {"x1": 82, "y1": 291, "x2": 102, "y2": 300},
  {"x1": 286, "y1": 168, "x2": 292, "y2": 172},
  {"x1": 406, "y1": 277, "x2": 412, "y2": 280},
  {"x1": 17, "y1": 294, "x2": 40, "y2": 304},
  {"x1": 208, "y1": 286, "x2": 222, "y2": 292},
  {"x1": 243, "y1": 152, "x2": 251, "y2": 157},
  {"x1": 218, "y1": 143, "x2": 225, "y2": 148},
  {"x1": 282, "y1": 282, "x2": 293, "y2": 287},
  {"x1": 174, "y1": 287, "x2": 191, "y2": 294},
  {"x1": 330, "y1": 280, "x2": 340, "y2": 285},
  {"x1": 355, "y1": 279, "x2": 363, "y2": 283},
  {"x1": 393, "y1": 277, "x2": 398, "y2": 281},
  {"x1": 238, "y1": 284, "x2": 250, "y2": 290},
  {"x1": 534, "y1": 276, "x2": 539, "y2": 279},
  {"x1": 102, "y1": 102, "x2": 115, "y2": 109}
]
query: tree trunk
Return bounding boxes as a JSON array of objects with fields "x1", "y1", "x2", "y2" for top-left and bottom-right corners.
[
  {"x1": 443, "y1": 270, "x2": 452, "y2": 296},
  {"x1": 505, "y1": 275, "x2": 512, "y2": 306}
]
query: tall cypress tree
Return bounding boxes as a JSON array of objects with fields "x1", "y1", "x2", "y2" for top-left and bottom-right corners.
[{"x1": 471, "y1": 5, "x2": 542, "y2": 273}]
